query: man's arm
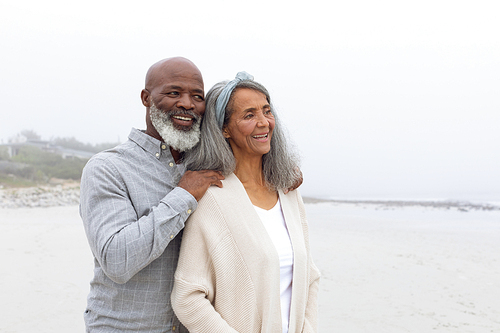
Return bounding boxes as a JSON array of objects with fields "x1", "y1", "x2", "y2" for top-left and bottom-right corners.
[{"x1": 80, "y1": 158, "x2": 222, "y2": 284}]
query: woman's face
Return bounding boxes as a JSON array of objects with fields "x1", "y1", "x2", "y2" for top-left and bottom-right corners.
[{"x1": 223, "y1": 88, "x2": 275, "y2": 160}]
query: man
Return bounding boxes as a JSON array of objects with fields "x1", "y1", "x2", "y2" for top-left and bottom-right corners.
[{"x1": 80, "y1": 57, "x2": 223, "y2": 332}]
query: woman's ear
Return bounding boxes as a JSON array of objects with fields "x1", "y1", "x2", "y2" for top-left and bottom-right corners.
[{"x1": 222, "y1": 127, "x2": 231, "y2": 139}]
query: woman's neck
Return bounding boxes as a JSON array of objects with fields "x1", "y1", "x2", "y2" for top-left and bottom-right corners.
[
  {"x1": 233, "y1": 156, "x2": 264, "y2": 186},
  {"x1": 234, "y1": 156, "x2": 278, "y2": 210}
]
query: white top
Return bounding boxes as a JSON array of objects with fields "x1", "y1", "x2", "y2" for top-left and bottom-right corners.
[{"x1": 254, "y1": 200, "x2": 294, "y2": 333}]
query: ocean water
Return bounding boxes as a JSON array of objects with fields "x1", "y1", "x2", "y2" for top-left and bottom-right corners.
[{"x1": 322, "y1": 192, "x2": 500, "y2": 208}]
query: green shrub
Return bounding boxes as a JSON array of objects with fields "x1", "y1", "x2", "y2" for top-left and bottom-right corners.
[
  {"x1": 0, "y1": 147, "x2": 9, "y2": 161},
  {"x1": 9, "y1": 146, "x2": 88, "y2": 181}
]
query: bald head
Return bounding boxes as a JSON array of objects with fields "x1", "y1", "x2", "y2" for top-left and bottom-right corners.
[{"x1": 145, "y1": 57, "x2": 203, "y2": 92}]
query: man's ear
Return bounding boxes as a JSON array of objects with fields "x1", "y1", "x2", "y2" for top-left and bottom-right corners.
[{"x1": 141, "y1": 89, "x2": 151, "y2": 107}]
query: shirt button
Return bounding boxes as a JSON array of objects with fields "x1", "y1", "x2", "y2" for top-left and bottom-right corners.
[
  {"x1": 161, "y1": 144, "x2": 167, "y2": 150},
  {"x1": 155, "y1": 152, "x2": 159, "y2": 157},
  {"x1": 187, "y1": 209, "x2": 192, "y2": 214},
  {"x1": 169, "y1": 162, "x2": 174, "y2": 167}
]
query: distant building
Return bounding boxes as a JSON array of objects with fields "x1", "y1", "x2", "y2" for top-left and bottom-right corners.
[{"x1": 0, "y1": 135, "x2": 94, "y2": 160}]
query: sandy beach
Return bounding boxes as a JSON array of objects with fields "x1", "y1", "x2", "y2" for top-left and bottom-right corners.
[
  {"x1": 308, "y1": 202, "x2": 500, "y2": 332},
  {"x1": 1, "y1": 199, "x2": 499, "y2": 332}
]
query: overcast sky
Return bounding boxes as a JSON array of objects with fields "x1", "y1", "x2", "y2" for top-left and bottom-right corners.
[{"x1": 1, "y1": 0, "x2": 499, "y2": 200}]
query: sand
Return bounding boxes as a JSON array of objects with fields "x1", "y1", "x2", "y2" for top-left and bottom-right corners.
[
  {"x1": 308, "y1": 202, "x2": 500, "y2": 332},
  {"x1": 1, "y1": 202, "x2": 499, "y2": 332}
]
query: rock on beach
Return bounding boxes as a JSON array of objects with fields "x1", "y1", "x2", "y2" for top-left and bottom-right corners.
[{"x1": 0, "y1": 184, "x2": 80, "y2": 208}]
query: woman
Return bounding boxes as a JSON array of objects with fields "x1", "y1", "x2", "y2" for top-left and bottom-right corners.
[{"x1": 172, "y1": 72, "x2": 320, "y2": 333}]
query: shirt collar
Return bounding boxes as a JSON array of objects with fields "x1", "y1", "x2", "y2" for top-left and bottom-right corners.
[{"x1": 128, "y1": 128, "x2": 167, "y2": 160}]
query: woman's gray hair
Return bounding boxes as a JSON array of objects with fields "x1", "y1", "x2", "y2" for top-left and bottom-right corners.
[{"x1": 183, "y1": 79, "x2": 301, "y2": 191}]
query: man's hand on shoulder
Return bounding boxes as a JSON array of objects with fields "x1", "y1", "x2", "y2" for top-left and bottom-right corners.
[
  {"x1": 178, "y1": 170, "x2": 225, "y2": 201},
  {"x1": 284, "y1": 168, "x2": 303, "y2": 194}
]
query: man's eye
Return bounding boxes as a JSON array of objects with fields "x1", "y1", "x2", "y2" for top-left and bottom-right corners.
[
  {"x1": 193, "y1": 95, "x2": 204, "y2": 101},
  {"x1": 166, "y1": 92, "x2": 179, "y2": 96}
]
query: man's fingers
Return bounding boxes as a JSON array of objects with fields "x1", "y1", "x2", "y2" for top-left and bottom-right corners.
[
  {"x1": 212, "y1": 179, "x2": 223, "y2": 188},
  {"x1": 178, "y1": 170, "x2": 225, "y2": 201},
  {"x1": 208, "y1": 172, "x2": 224, "y2": 188},
  {"x1": 285, "y1": 170, "x2": 303, "y2": 194},
  {"x1": 199, "y1": 170, "x2": 224, "y2": 178},
  {"x1": 210, "y1": 170, "x2": 225, "y2": 179}
]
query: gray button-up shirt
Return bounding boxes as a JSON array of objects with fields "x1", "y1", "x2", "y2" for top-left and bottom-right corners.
[{"x1": 80, "y1": 128, "x2": 196, "y2": 332}]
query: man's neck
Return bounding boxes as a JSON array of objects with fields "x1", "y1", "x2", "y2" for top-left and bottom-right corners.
[{"x1": 170, "y1": 147, "x2": 182, "y2": 164}]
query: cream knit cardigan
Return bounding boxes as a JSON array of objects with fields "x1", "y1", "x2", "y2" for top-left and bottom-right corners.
[{"x1": 172, "y1": 173, "x2": 320, "y2": 333}]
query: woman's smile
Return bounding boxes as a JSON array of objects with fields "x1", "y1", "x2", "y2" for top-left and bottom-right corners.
[{"x1": 252, "y1": 132, "x2": 270, "y2": 142}]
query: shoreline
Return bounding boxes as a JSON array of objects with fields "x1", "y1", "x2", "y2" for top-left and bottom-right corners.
[
  {"x1": 1, "y1": 183, "x2": 499, "y2": 212},
  {"x1": 302, "y1": 197, "x2": 500, "y2": 211}
]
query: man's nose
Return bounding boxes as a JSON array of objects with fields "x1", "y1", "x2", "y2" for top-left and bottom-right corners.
[{"x1": 176, "y1": 94, "x2": 195, "y2": 110}]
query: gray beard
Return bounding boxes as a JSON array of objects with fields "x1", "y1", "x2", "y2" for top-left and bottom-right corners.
[{"x1": 149, "y1": 103, "x2": 201, "y2": 152}]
